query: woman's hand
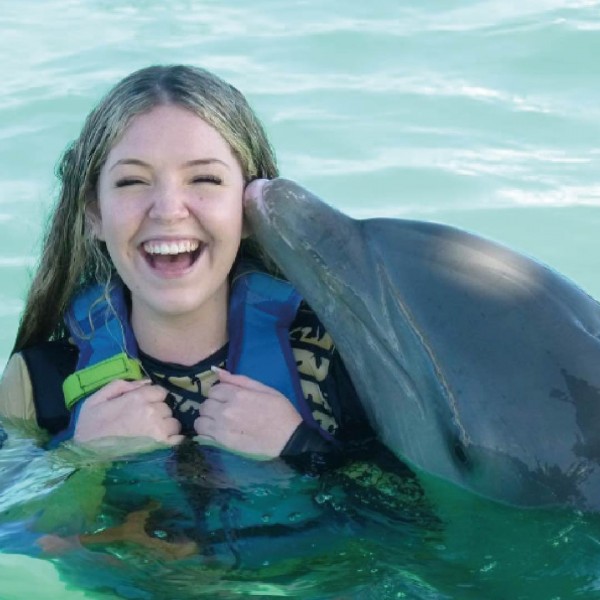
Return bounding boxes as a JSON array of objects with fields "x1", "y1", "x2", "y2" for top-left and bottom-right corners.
[
  {"x1": 74, "y1": 379, "x2": 184, "y2": 446},
  {"x1": 194, "y1": 367, "x2": 302, "y2": 459}
]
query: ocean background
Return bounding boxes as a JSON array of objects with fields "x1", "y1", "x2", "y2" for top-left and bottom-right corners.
[{"x1": 1, "y1": 1, "x2": 600, "y2": 598}]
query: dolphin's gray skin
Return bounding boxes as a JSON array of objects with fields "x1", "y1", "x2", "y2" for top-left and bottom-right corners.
[{"x1": 244, "y1": 178, "x2": 600, "y2": 510}]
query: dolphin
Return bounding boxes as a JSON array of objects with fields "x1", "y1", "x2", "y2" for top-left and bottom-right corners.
[{"x1": 244, "y1": 178, "x2": 600, "y2": 511}]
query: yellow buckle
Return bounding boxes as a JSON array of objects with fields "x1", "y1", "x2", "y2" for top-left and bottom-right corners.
[{"x1": 62, "y1": 353, "x2": 143, "y2": 410}]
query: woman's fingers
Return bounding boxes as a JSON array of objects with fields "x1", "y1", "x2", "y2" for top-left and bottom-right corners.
[
  {"x1": 195, "y1": 372, "x2": 302, "y2": 458},
  {"x1": 74, "y1": 380, "x2": 182, "y2": 445},
  {"x1": 211, "y1": 366, "x2": 274, "y2": 393},
  {"x1": 83, "y1": 378, "x2": 153, "y2": 407}
]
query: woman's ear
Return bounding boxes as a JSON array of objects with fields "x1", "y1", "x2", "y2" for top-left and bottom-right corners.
[{"x1": 85, "y1": 195, "x2": 105, "y2": 241}]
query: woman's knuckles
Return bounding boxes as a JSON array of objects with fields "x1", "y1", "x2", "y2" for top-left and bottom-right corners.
[{"x1": 85, "y1": 380, "x2": 161, "y2": 406}]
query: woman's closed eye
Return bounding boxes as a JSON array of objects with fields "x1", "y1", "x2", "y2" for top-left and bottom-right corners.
[
  {"x1": 191, "y1": 174, "x2": 222, "y2": 185},
  {"x1": 113, "y1": 174, "x2": 223, "y2": 188},
  {"x1": 115, "y1": 177, "x2": 147, "y2": 188}
]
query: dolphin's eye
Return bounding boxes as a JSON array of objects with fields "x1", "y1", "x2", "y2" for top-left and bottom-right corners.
[{"x1": 453, "y1": 440, "x2": 470, "y2": 467}]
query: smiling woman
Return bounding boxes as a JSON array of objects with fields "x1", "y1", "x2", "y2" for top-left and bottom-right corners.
[
  {"x1": 0, "y1": 66, "x2": 375, "y2": 562},
  {"x1": 91, "y1": 105, "x2": 246, "y2": 364}
]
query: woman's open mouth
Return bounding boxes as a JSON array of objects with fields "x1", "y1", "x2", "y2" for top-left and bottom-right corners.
[{"x1": 141, "y1": 239, "x2": 203, "y2": 275}]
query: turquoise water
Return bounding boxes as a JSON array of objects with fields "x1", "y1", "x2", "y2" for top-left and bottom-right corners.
[{"x1": 1, "y1": 1, "x2": 600, "y2": 598}]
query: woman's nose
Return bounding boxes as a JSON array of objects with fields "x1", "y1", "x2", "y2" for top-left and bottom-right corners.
[{"x1": 148, "y1": 183, "x2": 189, "y2": 222}]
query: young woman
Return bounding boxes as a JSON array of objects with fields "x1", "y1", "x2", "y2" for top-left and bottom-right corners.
[
  {"x1": 0, "y1": 67, "x2": 432, "y2": 571},
  {"x1": 0, "y1": 65, "x2": 371, "y2": 464}
]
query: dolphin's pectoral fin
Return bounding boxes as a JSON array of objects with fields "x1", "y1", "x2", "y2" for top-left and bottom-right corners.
[{"x1": 79, "y1": 500, "x2": 198, "y2": 560}]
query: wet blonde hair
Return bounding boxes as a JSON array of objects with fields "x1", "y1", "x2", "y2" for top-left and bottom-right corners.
[{"x1": 13, "y1": 65, "x2": 278, "y2": 352}]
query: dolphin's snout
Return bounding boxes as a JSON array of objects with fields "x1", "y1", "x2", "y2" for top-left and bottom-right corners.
[{"x1": 243, "y1": 178, "x2": 270, "y2": 212}]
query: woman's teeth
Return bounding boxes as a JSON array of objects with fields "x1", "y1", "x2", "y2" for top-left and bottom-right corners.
[
  {"x1": 142, "y1": 239, "x2": 202, "y2": 272},
  {"x1": 143, "y1": 240, "x2": 200, "y2": 255}
]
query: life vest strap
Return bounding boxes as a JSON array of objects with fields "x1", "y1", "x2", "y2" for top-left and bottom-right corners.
[
  {"x1": 227, "y1": 271, "x2": 304, "y2": 411},
  {"x1": 62, "y1": 352, "x2": 143, "y2": 409}
]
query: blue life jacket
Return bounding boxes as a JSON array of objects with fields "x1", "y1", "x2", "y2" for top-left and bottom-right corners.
[{"x1": 53, "y1": 265, "x2": 334, "y2": 445}]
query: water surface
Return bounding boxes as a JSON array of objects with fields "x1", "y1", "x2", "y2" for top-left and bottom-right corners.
[{"x1": 1, "y1": 1, "x2": 600, "y2": 598}]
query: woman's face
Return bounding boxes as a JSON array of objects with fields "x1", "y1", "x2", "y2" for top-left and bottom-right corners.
[{"x1": 93, "y1": 104, "x2": 245, "y2": 323}]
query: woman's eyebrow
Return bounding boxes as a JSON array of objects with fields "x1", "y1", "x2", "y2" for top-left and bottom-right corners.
[
  {"x1": 109, "y1": 158, "x2": 150, "y2": 172},
  {"x1": 183, "y1": 158, "x2": 230, "y2": 169},
  {"x1": 108, "y1": 158, "x2": 230, "y2": 171}
]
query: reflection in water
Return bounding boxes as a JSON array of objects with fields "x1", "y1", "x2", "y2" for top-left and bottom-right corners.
[
  {"x1": 1, "y1": 420, "x2": 600, "y2": 598},
  {"x1": 0, "y1": 423, "x2": 443, "y2": 598}
]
